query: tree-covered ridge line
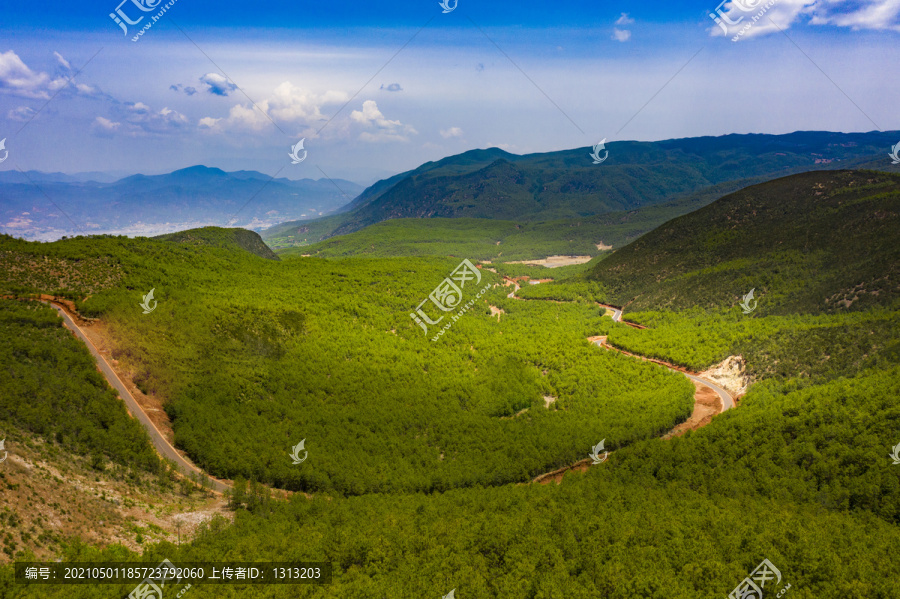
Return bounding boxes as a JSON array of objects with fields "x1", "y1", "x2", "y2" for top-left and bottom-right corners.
[
  {"x1": 586, "y1": 170, "x2": 900, "y2": 314},
  {"x1": 263, "y1": 130, "x2": 900, "y2": 247},
  {"x1": 272, "y1": 179, "x2": 748, "y2": 260},
  {"x1": 154, "y1": 227, "x2": 280, "y2": 261}
]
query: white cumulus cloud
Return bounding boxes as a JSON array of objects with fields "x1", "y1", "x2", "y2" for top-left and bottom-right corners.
[
  {"x1": 0, "y1": 50, "x2": 67, "y2": 99},
  {"x1": 200, "y1": 72, "x2": 238, "y2": 96},
  {"x1": 96, "y1": 103, "x2": 189, "y2": 137},
  {"x1": 351, "y1": 100, "x2": 417, "y2": 143},
  {"x1": 7, "y1": 106, "x2": 36, "y2": 122},
  {"x1": 199, "y1": 82, "x2": 349, "y2": 134},
  {"x1": 0, "y1": 50, "x2": 101, "y2": 100},
  {"x1": 710, "y1": 0, "x2": 900, "y2": 39}
]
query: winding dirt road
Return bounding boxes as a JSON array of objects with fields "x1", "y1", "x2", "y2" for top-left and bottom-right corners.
[
  {"x1": 43, "y1": 300, "x2": 231, "y2": 494},
  {"x1": 595, "y1": 303, "x2": 734, "y2": 411},
  {"x1": 500, "y1": 276, "x2": 736, "y2": 484},
  {"x1": 505, "y1": 277, "x2": 734, "y2": 412}
]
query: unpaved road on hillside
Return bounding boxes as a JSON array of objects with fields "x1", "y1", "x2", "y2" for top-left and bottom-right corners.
[
  {"x1": 43, "y1": 301, "x2": 231, "y2": 494},
  {"x1": 597, "y1": 303, "x2": 735, "y2": 411},
  {"x1": 502, "y1": 276, "x2": 736, "y2": 484}
]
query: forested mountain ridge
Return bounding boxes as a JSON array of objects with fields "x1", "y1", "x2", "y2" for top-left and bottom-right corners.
[
  {"x1": 279, "y1": 176, "x2": 772, "y2": 259},
  {"x1": 586, "y1": 169, "x2": 900, "y2": 314},
  {"x1": 154, "y1": 227, "x2": 280, "y2": 261},
  {"x1": 263, "y1": 130, "x2": 900, "y2": 247}
]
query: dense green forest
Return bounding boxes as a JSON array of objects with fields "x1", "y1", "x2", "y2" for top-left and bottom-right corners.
[
  {"x1": 594, "y1": 308, "x2": 900, "y2": 381},
  {"x1": 0, "y1": 233, "x2": 694, "y2": 495},
  {"x1": 1, "y1": 167, "x2": 899, "y2": 597},
  {"x1": 585, "y1": 170, "x2": 900, "y2": 314},
  {"x1": 0, "y1": 299, "x2": 159, "y2": 473},
  {"x1": 3, "y1": 368, "x2": 899, "y2": 597}
]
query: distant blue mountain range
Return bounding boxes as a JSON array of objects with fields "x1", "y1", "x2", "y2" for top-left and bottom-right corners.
[{"x1": 0, "y1": 166, "x2": 363, "y2": 241}]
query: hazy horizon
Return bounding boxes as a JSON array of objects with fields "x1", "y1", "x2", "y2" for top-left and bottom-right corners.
[{"x1": 3, "y1": 0, "x2": 899, "y2": 183}]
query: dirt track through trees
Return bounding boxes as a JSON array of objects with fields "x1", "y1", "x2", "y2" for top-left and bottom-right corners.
[{"x1": 500, "y1": 276, "x2": 736, "y2": 484}]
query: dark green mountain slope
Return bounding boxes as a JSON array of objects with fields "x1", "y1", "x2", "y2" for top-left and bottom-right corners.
[
  {"x1": 587, "y1": 170, "x2": 900, "y2": 314},
  {"x1": 281, "y1": 176, "x2": 770, "y2": 260},
  {"x1": 263, "y1": 130, "x2": 900, "y2": 246},
  {"x1": 154, "y1": 227, "x2": 280, "y2": 261}
]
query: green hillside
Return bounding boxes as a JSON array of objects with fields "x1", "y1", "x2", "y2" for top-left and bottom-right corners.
[
  {"x1": 154, "y1": 227, "x2": 280, "y2": 261},
  {"x1": 264, "y1": 130, "x2": 900, "y2": 248},
  {"x1": 0, "y1": 233, "x2": 695, "y2": 495},
  {"x1": 0, "y1": 300, "x2": 160, "y2": 472},
  {"x1": 587, "y1": 170, "x2": 900, "y2": 314},
  {"x1": 278, "y1": 177, "x2": 769, "y2": 261},
  {"x1": 528, "y1": 170, "x2": 900, "y2": 388}
]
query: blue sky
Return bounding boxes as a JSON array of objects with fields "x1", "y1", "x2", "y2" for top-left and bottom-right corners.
[{"x1": 1, "y1": 0, "x2": 898, "y2": 183}]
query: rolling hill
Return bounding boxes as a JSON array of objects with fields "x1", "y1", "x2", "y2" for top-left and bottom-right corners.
[
  {"x1": 263, "y1": 130, "x2": 900, "y2": 248},
  {"x1": 278, "y1": 176, "x2": 771, "y2": 260},
  {"x1": 154, "y1": 227, "x2": 280, "y2": 261},
  {"x1": 585, "y1": 169, "x2": 900, "y2": 314}
]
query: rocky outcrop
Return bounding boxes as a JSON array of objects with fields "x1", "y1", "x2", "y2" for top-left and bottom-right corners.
[{"x1": 699, "y1": 355, "x2": 753, "y2": 398}]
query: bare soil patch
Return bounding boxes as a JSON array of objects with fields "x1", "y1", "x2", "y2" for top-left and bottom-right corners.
[
  {"x1": 661, "y1": 381, "x2": 721, "y2": 439},
  {"x1": 0, "y1": 432, "x2": 228, "y2": 563},
  {"x1": 699, "y1": 355, "x2": 753, "y2": 398},
  {"x1": 533, "y1": 458, "x2": 593, "y2": 485},
  {"x1": 505, "y1": 255, "x2": 593, "y2": 268}
]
